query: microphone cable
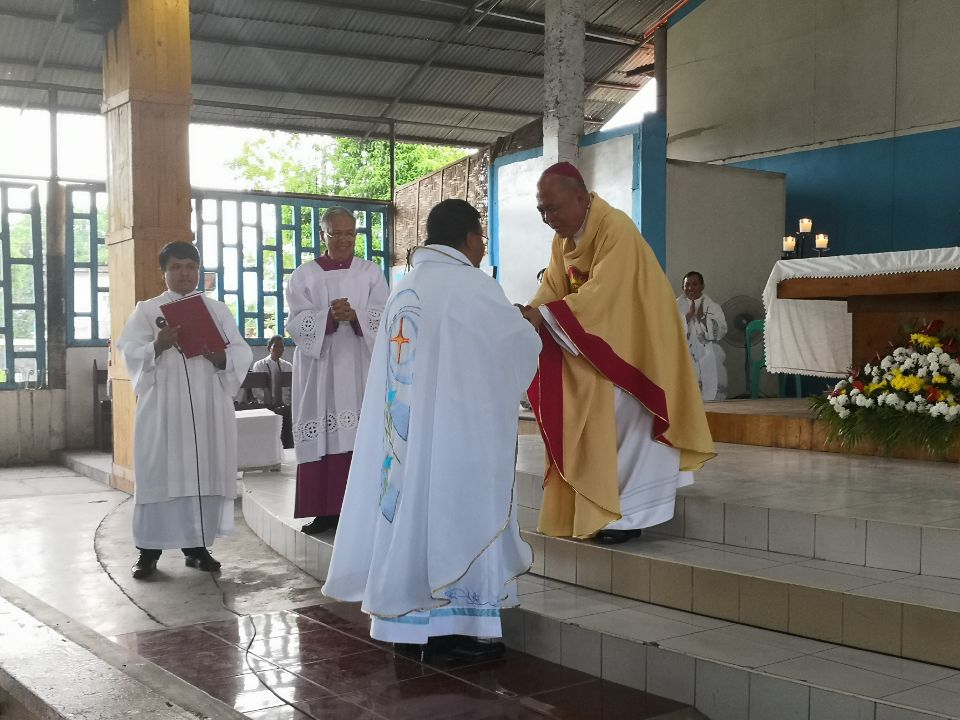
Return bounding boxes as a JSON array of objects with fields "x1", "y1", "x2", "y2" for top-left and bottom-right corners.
[{"x1": 165, "y1": 318, "x2": 324, "y2": 720}]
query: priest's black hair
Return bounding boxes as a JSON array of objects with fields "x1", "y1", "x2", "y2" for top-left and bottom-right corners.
[
  {"x1": 683, "y1": 270, "x2": 705, "y2": 285},
  {"x1": 425, "y1": 199, "x2": 481, "y2": 250},
  {"x1": 159, "y1": 241, "x2": 201, "y2": 270},
  {"x1": 267, "y1": 335, "x2": 284, "y2": 349}
]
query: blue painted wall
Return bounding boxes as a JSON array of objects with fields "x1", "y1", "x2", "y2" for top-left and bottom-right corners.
[{"x1": 732, "y1": 126, "x2": 960, "y2": 254}]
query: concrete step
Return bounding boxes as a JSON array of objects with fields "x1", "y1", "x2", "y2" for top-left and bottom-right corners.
[
  {"x1": 516, "y1": 436, "x2": 960, "y2": 582},
  {"x1": 239, "y1": 479, "x2": 960, "y2": 720}
]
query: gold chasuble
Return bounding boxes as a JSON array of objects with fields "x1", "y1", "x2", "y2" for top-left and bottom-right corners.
[{"x1": 528, "y1": 195, "x2": 715, "y2": 539}]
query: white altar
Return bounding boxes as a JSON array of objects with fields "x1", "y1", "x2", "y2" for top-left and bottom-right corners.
[{"x1": 762, "y1": 247, "x2": 960, "y2": 377}]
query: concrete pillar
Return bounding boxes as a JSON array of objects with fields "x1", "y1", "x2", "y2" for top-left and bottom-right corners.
[
  {"x1": 102, "y1": 0, "x2": 193, "y2": 492},
  {"x1": 45, "y1": 92, "x2": 67, "y2": 390},
  {"x1": 543, "y1": 0, "x2": 585, "y2": 166}
]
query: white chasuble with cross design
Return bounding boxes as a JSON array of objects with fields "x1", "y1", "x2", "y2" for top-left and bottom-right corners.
[{"x1": 322, "y1": 245, "x2": 541, "y2": 643}]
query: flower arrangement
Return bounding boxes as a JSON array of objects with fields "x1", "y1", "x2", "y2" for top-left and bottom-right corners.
[{"x1": 810, "y1": 320, "x2": 960, "y2": 456}]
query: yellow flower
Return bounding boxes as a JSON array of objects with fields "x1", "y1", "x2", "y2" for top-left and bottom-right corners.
[
  {"x1": 933, "y1": 374, "x2": 948, "y2": 385},
  {"x1": 864, "y1": 382, "x2": 888, "y2": 394},
  {"x1": 910, "y1": 333, "x2": 939, "y2": 348},
  {"x1": 890, "y1": 374, "x2": 924, "y2": 394}
]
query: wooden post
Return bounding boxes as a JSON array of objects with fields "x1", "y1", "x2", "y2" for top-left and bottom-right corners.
[{"x1": 103, "y1": 0, "x2": 193, "y2": 493}]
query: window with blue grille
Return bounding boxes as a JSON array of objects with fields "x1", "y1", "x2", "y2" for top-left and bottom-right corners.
[
  {"x1": 65, "y1": 186, "x2": 390, "y2": 346},
  {"x1": 0, "y1": 181, "x2": 46, "y2": 387}
]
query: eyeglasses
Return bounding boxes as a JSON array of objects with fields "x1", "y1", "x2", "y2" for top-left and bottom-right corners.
[
  {"x1": 324, "y1": 230, "x2": 357, "y2": 240},
  {"x1": 473, "y1": 231, "x2": 488, "y2": 248}
]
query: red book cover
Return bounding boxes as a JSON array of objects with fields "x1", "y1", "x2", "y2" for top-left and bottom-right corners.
[{"x1": 159, "y1": 294, "x2": 229, "y2": 359}]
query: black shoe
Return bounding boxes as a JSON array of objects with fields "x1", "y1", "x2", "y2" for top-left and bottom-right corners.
[
  {"x1": 393, "y1": 642, "x2": 425, "y2": 658},
  {"x1": 301, "y1": 516, "x2": 338, "y2": 535},
  {"x1": 131, "y1": 553, "x2": 159, "y2": 579},
  {"x1": 183, "y1": 548, "x2": 221, "y2": 571},
  {"x1": 594, "y1": 528, "x2": 643, "y2": 545},
  {"x1": 444, "y1": 637, "x2": 506, "y2": 662}
]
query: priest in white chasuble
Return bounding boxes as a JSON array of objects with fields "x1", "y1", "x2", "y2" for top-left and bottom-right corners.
[
  {"x1": 117, "y1": 242, "x2": 252, "y2": 579},
  {"x1": 285, "y1": 207, "x2": 389, "y2": 536},
  {"x1": 323, "y1": 199, "x2": 541, "y2": 661},
  {"x1": 523, "y1": 163, "x2": 715, "y2": 544}
]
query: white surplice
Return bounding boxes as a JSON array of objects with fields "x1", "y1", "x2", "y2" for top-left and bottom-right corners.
[
  {"x1": 117, "y1": 291, "x2": 252, "y2": 549},
  {"x1": 322, "y1": 246, "x2": 541, "y2": 643},
  {"x1": 285, "y1": 258, "x2": 389, "y2": 463},
  {"x1": 676, "y1": 293, "x2": 728, "y2": 401}
]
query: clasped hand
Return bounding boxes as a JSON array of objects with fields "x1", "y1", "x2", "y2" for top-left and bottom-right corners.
[{"x1": 330, "y1": 298, "x2": 357, "y2": 323}]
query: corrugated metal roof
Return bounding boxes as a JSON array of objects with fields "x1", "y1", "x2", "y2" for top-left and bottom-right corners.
[{"x1": 0, "y1": 0, "x2": 673, "y2": 147}]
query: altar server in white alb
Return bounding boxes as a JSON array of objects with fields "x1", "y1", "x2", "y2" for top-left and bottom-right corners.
[
  {"x1": 285, "y1": 207, "x2": 389, "y2": 535},
  {"x1": 323, "y1": 199, "x2": 541, "y2": 661},
  {"x1": 117, "y1": 241, "x2": 252, "y2": 580},
  {"x1": 676, "y1": 270, "x2": 728, "y2": 401}
]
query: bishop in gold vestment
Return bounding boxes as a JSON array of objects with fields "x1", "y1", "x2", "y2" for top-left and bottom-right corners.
[{"x1": 523, "y1": 163, "x2": 715, "y2": 542}]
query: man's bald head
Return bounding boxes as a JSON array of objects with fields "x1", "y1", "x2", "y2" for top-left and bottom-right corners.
[{"x1": 536, "y1": 163, "x2": 591, "y2": 238}]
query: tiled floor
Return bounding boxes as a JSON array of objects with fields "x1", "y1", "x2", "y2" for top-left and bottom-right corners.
[{"x1": 112, "y1": 602, "x2": 692, "y2": 719}]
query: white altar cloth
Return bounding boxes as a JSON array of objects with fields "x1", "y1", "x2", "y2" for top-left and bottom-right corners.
[
  {"x1": 762, "y1": 247, "x2": 960, "y2": 378},
  {"x1": 236, "y1": 408, "x2": 283, "y2": 471}
]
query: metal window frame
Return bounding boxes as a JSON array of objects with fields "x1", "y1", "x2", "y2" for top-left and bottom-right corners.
[
  {"x1": 65, "y1": 183, "x2": 108, "y2": 346},
  {"x1": 65, "y1": 185, "x2": 391, "y2": 347},
  {"x1": 0, "y1": 181, "x2": 46, "y2": 387}
]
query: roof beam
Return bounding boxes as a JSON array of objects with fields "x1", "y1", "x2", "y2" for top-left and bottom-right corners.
[
  {"x1": 0, "y1": 55, "x2": 542, "y2": 118},
  {"x1": 0, "y1": 9, "x2": 639, "y2": 92},
  {"x1": 0, "y1": 80, "x2": 496, "y2": 146},
  {"x1": 414, "y1": 0, "x2": 647, "y2": 45},
  {"x1": 274, "y1": 0, "x2": 642, "y2": 45}
]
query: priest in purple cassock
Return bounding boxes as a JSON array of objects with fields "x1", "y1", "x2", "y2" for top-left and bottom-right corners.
[{"x1": 285, "y1": 207, "x2": 389, "y2": 534}]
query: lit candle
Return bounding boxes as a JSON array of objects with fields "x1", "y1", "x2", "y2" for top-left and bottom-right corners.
[
  {"x1": 783, "y1": 235, "x2": 796, "y2": 252},
  {"x1": 799, "y1": 218, "x2": 813, "y2": 233},
  {"x1": 815, "y1": 233, "x2": 829, "y2": 249}
]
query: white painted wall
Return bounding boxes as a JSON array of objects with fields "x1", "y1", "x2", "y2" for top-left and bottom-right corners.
[
  {"x1": 0, "y1": 389, "x2": 66, "y2": 464},
  {"x1": 666, "y1": 160, "x2": 786, "y2": 397},
  {"x1": 495, "y1": 133, "x2": 637, "y2": 304},
  {"x1": 65, "y1": 347, "x2": 107, "y2": 450},
  {"x1": 667, "y1": 0, "x2": 960, "y2": 162}
]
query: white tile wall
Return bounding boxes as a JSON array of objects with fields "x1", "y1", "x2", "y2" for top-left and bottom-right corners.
[
  {"x1": 769, "y1": 508, "x2": 815, "y2": 557},
  {"x1": 749, "y1": 673, "x2": 809, "y2": 720},
  {"x1": 724, "y1": 504, "x2": 769, "y2": 550},
  {"x1": 815, "y1": 515, "x2": 867, "y2": 565},
  {"x1": 646, "y1": 646, "x2": 696, "y2": 705},
  {"x1": 684, "y1": 497, "x2": 725, "y2": 543},
  {"x1": 867, "y1": 521, "x2": 922, "y2": 574},
  {"x1": 600, "y1": 635, "x2": 646, "y2": 690},
  {"x1": 695, "y1": 659, "x2": 749, "y2": 720}
]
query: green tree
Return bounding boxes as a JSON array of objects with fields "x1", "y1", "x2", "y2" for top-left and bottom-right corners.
[{"x1": 227, "y1": 134, "x2": 468, "y2": 200}]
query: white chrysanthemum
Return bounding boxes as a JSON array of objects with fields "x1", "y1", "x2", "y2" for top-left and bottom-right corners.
[
  {"x1": 930, "y1": 362, "x2": 940, "y2": 373},
  {"x1": 837, "y1": 408, "x2": 851, "y2": 419},
  {"x1": 940, "y1": 352, "x2": 951, "y2": 364},
  {"x1": 863, "y1": 398, "x2": 875, "y2": 408},
  {"x1": 946, "y1": 406, "x2": 960, "y2": 421},
  {"x1": 864, "y1": 363, "x2": 873, "y2": 374},
  {"x1": 880, "y1": 357, "x2": 893, "y2": 370},
  {"x1": 837, "y1": 395, "x2": 850, "y2": 406},
  {"x1": 918, "y1": 367, "x2": 928, "y2": 378},
  {"x1": 850, "y1": 388, "x2": 861, "y2": 397},
  {"x1": 906, "y1": 401, "x2": 918, "y2": 412}
]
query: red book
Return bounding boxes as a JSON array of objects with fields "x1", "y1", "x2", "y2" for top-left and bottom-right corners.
[{"x1": 159, "y1": 293, "x2": 229, "y2": 359}]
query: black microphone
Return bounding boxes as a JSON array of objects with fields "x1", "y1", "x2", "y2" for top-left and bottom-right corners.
[{"x1": 155, "y1": 316, "x2": 182, "y2": 354}]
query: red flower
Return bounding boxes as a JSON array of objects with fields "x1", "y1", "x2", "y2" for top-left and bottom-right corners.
[
  {"x1": 927, "y1": 386, "x2": 941, "y2": 404},
  {"x1": 943, "y1": 337, "x2": 958, "y2": 354},
  {"x1": 924, "y1": 319, "x2": 944, "y2": 335},
  {"x1": 852, "y1": 380, "x2": 865, "y2": 392}
]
